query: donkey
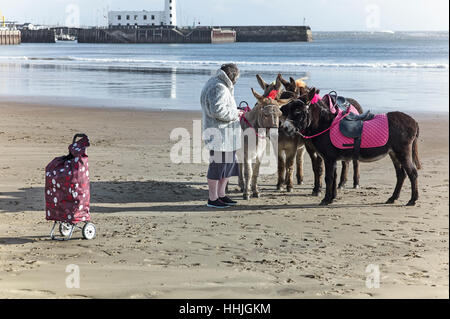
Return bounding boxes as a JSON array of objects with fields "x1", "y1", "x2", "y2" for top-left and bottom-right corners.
[
  {"x1": 256, "y1": 74, "x2": 307, "y2": 191},
  {"x1": 237, "y1": 89, "x2": 285, "y2": 200},
  {"x1": 282, "y1": 89, "x2": 421, "y2": 206},
  {"x1": 277, "y1": 73, "x2": 366, "y2": 192}
]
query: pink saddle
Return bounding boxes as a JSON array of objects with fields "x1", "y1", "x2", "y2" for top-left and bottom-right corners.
[{"x1": 330, "y1": 112, "x2": 389, "y2": 150}]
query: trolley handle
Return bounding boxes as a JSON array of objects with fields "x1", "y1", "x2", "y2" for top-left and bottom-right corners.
[
  {"x1": 72, "y1": 133, "x2": 88, "y2": 144},
  {"x1": 238, "y1": 101, "x2": 249, "y2": 110}
]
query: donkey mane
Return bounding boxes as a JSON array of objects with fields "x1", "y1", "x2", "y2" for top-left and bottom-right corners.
[{"x1": 307, "y1": 98, "x2": 335, "y2": 130}]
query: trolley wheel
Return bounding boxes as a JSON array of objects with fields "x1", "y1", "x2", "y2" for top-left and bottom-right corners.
[
  {"x1": 59, "y1": 223, "x2": 73, "y2": 237},
  {"x1": 82, "y1": 222, "x2": 96, "y2": 240}
]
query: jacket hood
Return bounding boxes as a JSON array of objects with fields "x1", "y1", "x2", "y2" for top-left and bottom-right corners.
[{"x1": 216, "y1": 69, "x2": 234, "y2": 90}]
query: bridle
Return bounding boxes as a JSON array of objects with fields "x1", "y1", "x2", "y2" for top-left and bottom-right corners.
[
  {"x1": 295, "y1": 101, "x2": 351, "y2": 139},
  {"x1": 238, "y1": 101, "x2": 278, "y2": 139}
]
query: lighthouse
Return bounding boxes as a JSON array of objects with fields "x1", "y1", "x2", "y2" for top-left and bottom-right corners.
[{"x1": 165, "y1": 0, "x2": 177, "y2": 26}]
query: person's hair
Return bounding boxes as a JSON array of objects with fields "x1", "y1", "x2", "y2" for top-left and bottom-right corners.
[{"x1": 220, "y1": 63, "x2": 240, "y2": 84}]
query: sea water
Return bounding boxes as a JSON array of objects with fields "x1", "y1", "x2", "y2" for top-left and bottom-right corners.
[{"x1": 0, "y1": 31, "x2": 448, "y2": 113}]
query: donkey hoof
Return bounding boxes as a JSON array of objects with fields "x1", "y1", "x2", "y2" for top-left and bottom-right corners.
[
  {"x1": 320, "y1": 199, "x2": 332, "y2": 206},
  {"x1": 297, "y1": 179, "x2": 304, "y2": 185},
  {"x1": 276, "y1": 185, "x2": 283, "y2": 191},
  {"x1": 252, "y1": 193, "x2": 260, "y2": 198},
  {"x1": 386, "y1": 197, "x2": 396, "y2": 204},
  {"x1": 406, "y1": 200, "x2": 417, "y2": 207},
  {"x1": 243, "y1": 194, "x2": 250, "y2": 200},
  {"x1": 312, "y1": 190, "x2": 321, "y2": 197},
  {"x1": 338, "y1": 184, "x2": 346, "y2": 190},
  {"x1": 353, "y1": 184, "x2": 360, "y2": 189},
  {"x1": 286, "y1": 187, "x2": 293, "y2": 193}
]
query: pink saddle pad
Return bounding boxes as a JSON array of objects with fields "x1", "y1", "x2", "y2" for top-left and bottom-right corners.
[{"x1": 330, "y1": 113, "x2": 389, "y2": 150}]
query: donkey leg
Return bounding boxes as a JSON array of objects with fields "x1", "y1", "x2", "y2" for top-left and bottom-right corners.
[
  {"x1": 353, "y1": 159, "x2": 361, "y2": 189},
  {"x1": 332, "y1": 164, "x2": 338, "y2": 200},
  {"x1": 251, "y1": 158, "x2": 262, "y2": 198},
  {"x1": 386, "y1": 153, "x2": 406, "y2": 204},
  {"x1": 338, "y1": 161, "x2": 349, "y2": 189},
  {"x1": 277, "y1": 151, "x2": 285, "y2": 191},
  {"x1": 238, "y1": 163, "x2": 244, "y2": 193},
  {"x1": 320, "y1": 159, "x2": 337, "y2": 205},
  {"x1": 306, "y1": 143, "x2": 322, "y2": 196},
  {"x1": 243, "y1": 161, "x2": 252, "y2": 200},
  {"x1": 296, "y1": 146, "x2": 306, "y2": 185},
  {"x1": 285, "y1": 151, "x2": 296, "y2": 193},
  {"x1": 401, "y1": 154, "x2": 419, "y2": 206}
]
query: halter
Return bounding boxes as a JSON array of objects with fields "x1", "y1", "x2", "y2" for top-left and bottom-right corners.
[
  {"x1": 267, "y1": 90, "x2": 278, "y2": 100},
  {"x1": 238, "y1": 101, "x2": 268, "y2": 139},
  {"x1": 297, "y1": 105, "x2": 351, "y2": 140}
]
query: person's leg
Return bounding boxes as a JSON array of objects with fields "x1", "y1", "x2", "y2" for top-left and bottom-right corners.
[
  {"x1": 208, "y1": 179, "x2": 219, "y2": 201},
  {"x1": 218, "y1": 178, "x2": 229, "y2": 198}
]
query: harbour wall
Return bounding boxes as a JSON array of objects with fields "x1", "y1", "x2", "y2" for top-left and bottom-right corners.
[
  {"x1": 218, "y1": 26, "x2": 312, "y2": 42},
  {"x1": 21, "y1": 29, "x2": 56, "y2": 43},
  {"x1": 0, "y1": 30, "x2": 21, "y2": 45},
  {"x1": 77, "y1": 25, "x2": 311, "y2": 44}
]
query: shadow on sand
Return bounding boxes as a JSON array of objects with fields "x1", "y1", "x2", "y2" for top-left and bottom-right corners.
[{"x1": 0, "y1": 180, "x2": 398, "y2": 214}]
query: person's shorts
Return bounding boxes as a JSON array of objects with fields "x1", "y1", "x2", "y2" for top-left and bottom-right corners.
[{"x1": 207, "y1": 151, "x2": 239, "y2": 180}]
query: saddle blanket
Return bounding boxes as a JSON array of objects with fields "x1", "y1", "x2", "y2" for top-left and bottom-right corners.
[{"x1": 330, "y1": 112, "x2": 389, "y2": 150}]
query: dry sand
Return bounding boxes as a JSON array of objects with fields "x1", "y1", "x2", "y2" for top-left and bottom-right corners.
[{"x1": 0, "y1": 101, "x2": 448, "y2": 299}]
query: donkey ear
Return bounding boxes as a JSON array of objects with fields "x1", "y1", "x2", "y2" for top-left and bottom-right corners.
[
  {"x1": 252, "y1": 88, "x2": 264, "y2": 101},
  {"x1": 276, "y1": 98, "x2": 293, "y2": 107},
  {"x1": 307, "y1": 87, "x2": 317, "y2": 101},
  {"x1": 275, "y1": 77, "x2": 282, "y2": 92},
  {"x1": 278, "y1": 74, "x2": 289, "y2": 87},
  {"x1": 256, "y1": 74, "x2": 268, "y2": 90}
]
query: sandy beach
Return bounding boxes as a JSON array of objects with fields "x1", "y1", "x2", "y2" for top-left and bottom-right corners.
[{"x1": 0, "y1": 101, "x2": 448, "y2": 299}]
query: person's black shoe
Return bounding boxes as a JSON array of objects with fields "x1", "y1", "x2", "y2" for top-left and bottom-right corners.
[
  {"x1": 207, "y1": 199, "x2": 229, "y2": 208},
  {"x1": 219, "y1": 196, "x2": 238, "y2": 206}
]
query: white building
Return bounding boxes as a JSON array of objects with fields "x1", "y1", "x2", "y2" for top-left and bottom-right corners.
[{"x1": 108, "y1": 0, "x2": 177, "y2": 27}]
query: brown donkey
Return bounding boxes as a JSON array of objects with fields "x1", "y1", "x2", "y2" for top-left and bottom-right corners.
[
  {"x1": 282, "y1": 89, "x2": 421, "y2": 206},
  {"x1": 256, "y1": 74, "x2": 307, "y2": 192},
  {"x1": 277, "y1": 74, "x2": 366, "y2": 192},
  {"x1": 263, "y1": 74, "x2": 366, "y2": 195},
  {"x1": 237, "y1": 89, "x2": 285, "y2": 200}
]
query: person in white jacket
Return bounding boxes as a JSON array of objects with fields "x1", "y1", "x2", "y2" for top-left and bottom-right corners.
[{"x1": 200, "y1": 64, "x2": 243, "y2": 208}]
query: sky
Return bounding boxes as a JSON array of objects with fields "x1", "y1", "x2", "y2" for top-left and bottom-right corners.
[{"x1": 1, "y1": 0, "x2": 448, "y2": 31}]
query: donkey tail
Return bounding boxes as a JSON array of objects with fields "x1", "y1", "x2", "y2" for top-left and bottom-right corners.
[{"x1": 412, "y1": 124, "x2": 422, "y2": 170}]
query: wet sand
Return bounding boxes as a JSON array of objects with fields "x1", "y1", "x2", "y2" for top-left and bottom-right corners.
[{"x1": 0, "y1": 101, "x2": 448, "y2": 298}]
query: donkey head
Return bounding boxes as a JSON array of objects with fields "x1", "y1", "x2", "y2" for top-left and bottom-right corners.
[
  {"x1": 256, "y1": 74, "x2": 283, "y2": 99},
  {"x1": 278, "y1": 74, "x2": 313, "y2": 97},
  {"x1": 251, "y1": 88, "x2": 287, "y2": 129},
  {"x1": 281, "y1": 98, "x2": 311, "y2": 136}
]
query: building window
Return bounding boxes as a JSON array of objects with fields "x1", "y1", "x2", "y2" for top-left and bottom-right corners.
[
  {"x1": 134, "y1": 15, "x2": 138, "y2": 20},
  {"x1": 144, "y1": 15, "x2": 147, "y2": 20},
  {"x1": 170, "y1": 14, "x2": 172, "y2": 17},
  {"x1": 151, "y1": 15, "x2": 155, "y2": 20},
  {"x1": 117, "y1": 15, "x2": 121, "y2": 20},
  {"x1": 126, "y1": 15, "x2": 130, "y2": 20}
]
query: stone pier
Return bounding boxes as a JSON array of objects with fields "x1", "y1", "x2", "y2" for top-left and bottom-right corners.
[{"x1": 0, "y1": 30, "x2": 21, "y2": 45}]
